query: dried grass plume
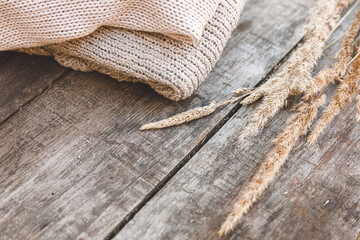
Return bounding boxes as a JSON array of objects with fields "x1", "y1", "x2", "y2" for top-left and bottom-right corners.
[
  {"x1": 140, "y1": 94, "x2": 249, "y2": 130},
  {"x1": 140, "y1": 102, "x2": 218, "y2": 130},
  {"x1": 218, "y1": 90, "x2": 327, "y2": 238},
  {"x1": 219, "y1": 1, "x2": 360, "y2": 237},
  {"x1": 238, "y1": 0, "x2": 353, "y2": 142},
  {"x1": 307, "y1": 51, "x2": 360, "y2": 144}
]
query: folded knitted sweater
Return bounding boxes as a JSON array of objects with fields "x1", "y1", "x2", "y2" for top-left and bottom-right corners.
[
  {"x1": 1, "y1": 0, "x2": 221, "y2": 50},
  {"x1": 21, "y1": 0, "x2": 245, "y2": 101}
]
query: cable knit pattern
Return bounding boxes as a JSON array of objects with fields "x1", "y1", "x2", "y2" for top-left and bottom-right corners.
[
  {"x1": 1, "y1": 0, "x2": 221, "y2": 50},
  {"x1": 21, "y1": 0, "x2": 245, "y2": 101}
]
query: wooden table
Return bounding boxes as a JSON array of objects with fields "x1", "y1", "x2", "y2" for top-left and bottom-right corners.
[{"x1": 1, "y1": 0, "x2": 359, "y2": 239}]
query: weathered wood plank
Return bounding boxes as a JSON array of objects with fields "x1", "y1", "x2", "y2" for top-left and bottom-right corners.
[
  {"x1": 0, "y1": 52, "x2": 67, "y2": 124},
  {"x1": 115, "y1": 5, "x2": 360, "y2": 240},
  {"x1": 0, "y1": 0, "x2": 314, "y2": 239}
]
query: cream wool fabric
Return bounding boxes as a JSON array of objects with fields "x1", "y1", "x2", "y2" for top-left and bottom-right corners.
[
  {"x1": 22, "y1": 0, "x2": 245, "y2": 101},
  {"x1": 1, "y1": 0, "x2": 221, "y2": 51}
]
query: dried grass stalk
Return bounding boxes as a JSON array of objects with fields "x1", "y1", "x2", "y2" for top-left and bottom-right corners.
[
  {"x1": 218, "y1": 94, "x2": 326, "y2": 238},
  {"x1": 307, "y1": 52, "x2": 360, "y2": 145},
  {"x1": 140, "y1": 96, "x2": 245, "y2": 130},
  {"x1": 140, "y1": 102, "x2": 218, "y2": 130},
  {"x1": 238, "y1": 0, "x2": 352, "y2": 142},
  {"x1": 306, "y1": 7, "x2": 360, "y2": 98}
]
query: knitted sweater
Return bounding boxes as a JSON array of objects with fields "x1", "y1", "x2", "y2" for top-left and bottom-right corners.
[
  {"x1": 1, "y1": 0, "x2": 221, "y2": 50},
  {"x1": 21, "y1": 0, "x2": 245, "y2": 101}
]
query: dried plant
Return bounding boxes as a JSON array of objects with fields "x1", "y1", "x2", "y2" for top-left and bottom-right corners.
[
  {"x1": 140, "y1": 94, "x2": 249, "y2": 130},
  {"x1": 238, "y1": 0, "x2": 353, "y2": 142},
  {"x1": 140, "y1": 102, "x2": 218, "y2": 130},
  {"x1": 218, "y1": 94, "x2": 326, "y2": 238},
  {"x1": 140, "y1": 0, "x2": 356, "y2": 133},
  {"x1": 305, "y1": 7, "x2": 360, "y2": 98},
  {"x1": 307, "y1": 52, "x2": 360, "y2": 144},
  {"x1": 218, "y1": 5, "x2": 360, "y2": 236}
]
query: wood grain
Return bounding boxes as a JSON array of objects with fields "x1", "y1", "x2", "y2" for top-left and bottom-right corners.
[
  {"x1": 116, "y1": 5, "x2": 360, "y2": 240},
  {"x1": 0, "y1": 0, "x2": 315, "y2": 239},
  {"x1": 0, "y1": 52, "x2": 67, "y2": 124}
]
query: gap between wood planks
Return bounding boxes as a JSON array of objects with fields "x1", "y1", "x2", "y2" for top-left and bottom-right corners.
[{"x1": 103, "y1": 37, "x2": 305, "y2": 240}]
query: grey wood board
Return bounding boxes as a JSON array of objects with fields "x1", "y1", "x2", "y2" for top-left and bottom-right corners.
[
  {"x1": 0, "y1": 0, "x2": 314, "y2": 239},
  {"x1": 0, "y1": 52, "x2": 67, "y2": 124},
  {"x1": 115, "y1": 4, "x2": 360, "y2": 240}
]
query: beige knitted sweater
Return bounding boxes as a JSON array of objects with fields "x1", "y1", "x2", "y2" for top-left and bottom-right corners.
[
  {"x1": 1, "y1": 0, "x2": 221, "y2": 50},
  {"x1": 21, "y1": 0, "x2": 245, "y2": 101}
]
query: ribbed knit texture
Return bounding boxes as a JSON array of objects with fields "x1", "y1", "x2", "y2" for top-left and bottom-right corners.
[
  {"x1": 1, "y1": 0, "x2": 221, "y2": 50},
  {"x1": 21, "y1": 0, "x2": 245, "y2": 101}
]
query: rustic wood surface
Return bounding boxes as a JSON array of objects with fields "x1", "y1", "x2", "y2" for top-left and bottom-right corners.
[
  {"x1": 0, "y1": 0, "x2": 359, "y2": 240},
  {"x1": 0, "y1": 52, "x2": 67, "y2": 124}
]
